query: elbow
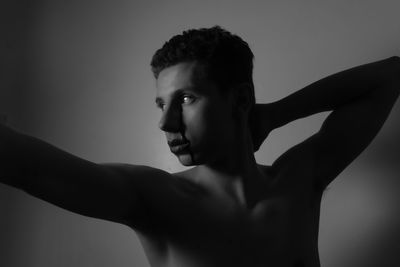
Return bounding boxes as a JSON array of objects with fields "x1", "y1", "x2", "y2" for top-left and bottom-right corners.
[
  {"x1": 388, "y1": 56, "x2": 400, "y2": 73},
  {"x1": 383, "y1": 56, "x2": 400, "y2": 89}
]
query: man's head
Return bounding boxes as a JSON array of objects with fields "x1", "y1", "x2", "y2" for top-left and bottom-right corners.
[
  {"x1": 151, "y1": 26, "x2": 256, "y2": 166},
  {"x1": 151, "y1": 26, "x2": 255, "y2": 107}
]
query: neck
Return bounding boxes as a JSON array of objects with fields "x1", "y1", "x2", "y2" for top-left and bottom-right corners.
[{"x1": 192, "y1": 124, "x2": 264, "y2": 195}]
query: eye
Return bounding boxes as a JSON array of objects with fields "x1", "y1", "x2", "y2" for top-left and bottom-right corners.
[
  {"x1": 156, "y1": 102, "x2": 165, "y2": 111},
  {"x1": 182, "y1": 95, "x2": 195, "y2": 105}
]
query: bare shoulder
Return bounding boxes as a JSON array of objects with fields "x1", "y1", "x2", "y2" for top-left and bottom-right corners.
[
  {"x1": 102, "y1": 163, "x2": 187, "y2": 204},
  {"x1": 108, "y1": 164, "x2": 202, "y2": 193},
  {"x1": 171, "y1": 168, "x2": 208, "y2": 197},
  {"x1": 263, "y1": 139, "x2": 315, "y2": 179},
  {"x1": 258, "y1": 139, "x2": 321, "y2": 194},
  {"x1": 102, "y1": 163, "x2": 172, "y2": 181},
  {"x1": 256, "y1": 162, "x2": 323, "y2": 215},
  {"x1": 107, "y1": 165, "x2": 206, "y2": 231}
]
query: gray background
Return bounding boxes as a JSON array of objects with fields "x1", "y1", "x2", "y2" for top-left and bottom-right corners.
[{"x1": 1, "y1": 0, "x2": 400, "y2": 266}]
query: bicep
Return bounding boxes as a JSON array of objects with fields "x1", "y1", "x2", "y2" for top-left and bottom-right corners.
[
  {"x1": 272, "y1": 84, "x2": 399, "y2": 191},
  {"x1": 312, "y1": 85, "x2": 399, "y2": 188},
  {"x1": 21, "y1": 156, "x2": 147, "y2": 226},
  {"x1": 4, "y1": 133, "x2": 164, "y2": 227}
]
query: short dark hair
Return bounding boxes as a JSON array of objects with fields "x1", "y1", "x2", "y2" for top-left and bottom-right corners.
[{"x1": 150, "y1": 26, "x2": 255, "y2": 106}]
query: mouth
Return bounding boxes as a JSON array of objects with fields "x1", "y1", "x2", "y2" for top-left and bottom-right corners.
[{"x1": 168, "y1": 139, "x2": 190, "y2": 154}]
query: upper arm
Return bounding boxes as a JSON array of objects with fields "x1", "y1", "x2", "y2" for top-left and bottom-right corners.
[
  {"x1": 21, "y1": 156, "x2": 167, "y2": 229},
  {"x1": 1, "y1": 130, "x2": 172, "y2": 229},
  {"x1": 312, "y1": 81, "x2": 399, "y2": 188},
  {"x1": 273, "y1": 76, "x2": 400, "y2": 191},
  {"x1": 21, "y1": 160, "x2": 162, "y2": 228},
  {"x1": 311, "y1": 77, "x2": 400, "y2": 186}
]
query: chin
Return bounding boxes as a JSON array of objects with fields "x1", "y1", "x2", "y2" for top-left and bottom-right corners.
[{"x1": 176, "y1": 153, "x2": 198, "y2": 166}]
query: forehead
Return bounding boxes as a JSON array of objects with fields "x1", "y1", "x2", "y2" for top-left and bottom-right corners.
[{"x1": 156, "y1": 62, "x2": 212, "y2": 97}]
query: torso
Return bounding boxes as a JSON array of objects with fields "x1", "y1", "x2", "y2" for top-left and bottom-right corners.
[{"x1": 129, "y1": 163, "x2": 323, "y2": 267}]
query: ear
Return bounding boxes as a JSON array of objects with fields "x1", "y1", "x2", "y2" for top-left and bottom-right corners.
[{"x1": 232, "y1": 83, "x2": 253, "y2": 116}]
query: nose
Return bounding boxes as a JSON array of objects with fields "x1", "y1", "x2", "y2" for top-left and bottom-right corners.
[{"x1": 158, "y1": 104, "x2": 183, "y2": 132}]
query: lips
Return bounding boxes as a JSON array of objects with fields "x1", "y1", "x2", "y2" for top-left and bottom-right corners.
[
  {"x1": 168, "y1": 139, "x2": 190, "y2": 153},
  {"x1": 168, "y1": 139, "x2": 187, "y2": 146}
]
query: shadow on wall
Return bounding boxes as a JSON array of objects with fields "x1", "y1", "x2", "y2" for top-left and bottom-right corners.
[
  {"x1": 320, "y1": 100, "x2": 400, "y2": 267},
  {"x1": 365, "y1": 104, "x2": 400, "y2": 266}
]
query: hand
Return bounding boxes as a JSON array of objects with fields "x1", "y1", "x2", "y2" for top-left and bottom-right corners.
[{"x1": 249, "y1": 104, "x2": 274, "y2": 152}]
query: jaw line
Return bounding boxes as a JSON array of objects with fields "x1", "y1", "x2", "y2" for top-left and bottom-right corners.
[
  {"x1": 189, "y1": 146, "x2": 195, "y2": 165},
  {"x1": 179, "y1": 130, "x2": 195, "y2": 165},
  {"x1": 183, "y1": 138, "x2": 195, "y2": 165}
]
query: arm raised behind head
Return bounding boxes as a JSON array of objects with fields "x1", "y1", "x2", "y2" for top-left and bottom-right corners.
[
  {"x1": 0, "y1": 124, "x2": 171, "y2": 230},
  {"x1": 251, "y1": 56, "x2": 400, "y2": 188}
]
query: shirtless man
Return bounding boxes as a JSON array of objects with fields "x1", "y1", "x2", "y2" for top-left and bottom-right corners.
[{"x1": 1, "y1": 26, "x2": 399, "y2": 267}]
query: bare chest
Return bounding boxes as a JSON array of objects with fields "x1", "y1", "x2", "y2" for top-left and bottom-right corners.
[
  {"x1": 138, "y1": 187, "x2": 321, "y2": 267},
  {"x1": 136, "y1": 164, "x2": 322, "y2": 267},
  {"x1": 171, "y1": 188, "x2": 317, "y2": 243}
]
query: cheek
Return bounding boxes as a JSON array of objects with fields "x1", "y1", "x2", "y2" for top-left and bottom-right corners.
[
  {"x1": 184, "y1": 104, "x2": 233, "y2": 144},
  {"x1": 183, "y1": 108, "x2": 209, "y2": 138}
]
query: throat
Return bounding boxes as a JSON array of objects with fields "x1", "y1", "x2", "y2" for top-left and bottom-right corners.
[
  {"x1": 193, "y1": 163, "x2": 271, "y2": 211},
  {"x1": 207, "y1": 124, "x2": 257, "y2": 177}
]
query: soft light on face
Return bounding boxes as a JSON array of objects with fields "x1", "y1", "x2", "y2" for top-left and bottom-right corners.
[{"x1": 155, "y1": 62, "x2": 236, "y2": 166}]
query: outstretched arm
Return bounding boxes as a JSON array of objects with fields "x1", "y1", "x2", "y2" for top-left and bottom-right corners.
[
  {"x1": 252, "y1": 56, "x2": 400, "y2": 188},
  {"x1": 0, "y1": 123, "x2": 172, "y2": 230}
]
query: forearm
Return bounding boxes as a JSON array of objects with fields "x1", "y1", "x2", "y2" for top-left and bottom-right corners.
[
  {"x1": 0, "y1": 124, "x2": 91, "y2": 190},
  {"x1": 0, "y1": 124, "x2": 20, "y2": 186},
  {"x1": 0, "y1": 125, "x2": 44, "y2": 188},
  {"x1": 267, "y1": 56, "x2": 400, "y2": 130}
]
